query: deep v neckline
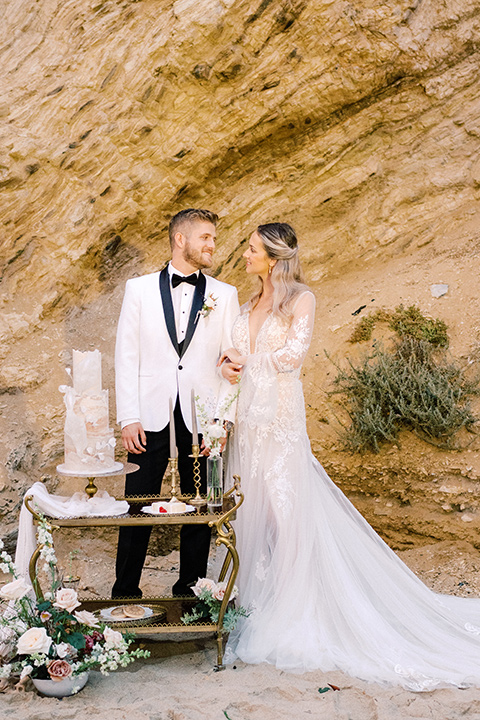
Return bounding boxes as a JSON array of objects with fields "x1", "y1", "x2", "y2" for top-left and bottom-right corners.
[{"x1": 247, "y1": 310, "x2": 272, "y2": 354}]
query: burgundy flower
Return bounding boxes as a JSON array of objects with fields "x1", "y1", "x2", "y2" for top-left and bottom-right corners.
[{"x1": 84, "y1": 630, "x2": 104, "y2": 654}]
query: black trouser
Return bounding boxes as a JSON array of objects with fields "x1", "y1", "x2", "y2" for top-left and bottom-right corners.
[{"x1": 112, "y1": 398, "x2": 210, "y2": 598}]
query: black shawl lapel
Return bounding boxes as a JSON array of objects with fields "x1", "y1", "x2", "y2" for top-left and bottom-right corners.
[
  {"x1": 180, "y1": 272, "x2": 206, "y2": 359},
  {"x1": 159, "y1": 266, "x2": 180, "y2": 356}
]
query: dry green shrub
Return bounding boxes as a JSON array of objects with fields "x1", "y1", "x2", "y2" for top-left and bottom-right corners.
[
  {"x1": 332, "y1": 337, "x2": 478, "y2": 453},
  {"x1": 349, "y1": 305, "x2": 448, "y2": 347}
]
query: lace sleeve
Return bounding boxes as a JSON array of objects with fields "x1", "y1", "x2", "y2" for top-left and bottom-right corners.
[
  {"x1": 237, "y1": 292, "x2": 315, "y2": 428},
  {"x1": 270, "y1": 291, "x2": 315, "y2": 372}
]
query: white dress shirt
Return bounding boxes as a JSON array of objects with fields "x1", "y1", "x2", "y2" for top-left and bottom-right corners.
[{"x1": 168, "y1": 262, "x2": 199, "y2": 343}]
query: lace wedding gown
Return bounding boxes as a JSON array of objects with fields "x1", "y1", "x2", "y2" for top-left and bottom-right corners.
[{"x1": 226, "y1": 291, "x2": 480, "y2": 691}]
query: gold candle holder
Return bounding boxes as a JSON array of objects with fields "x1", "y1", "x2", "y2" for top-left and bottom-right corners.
[
  {"x1": 168, "y1": 457, "x2": 181, "y2": 503},
  {"x1": 189, "y1": 444, "x2": 205, "y2": 508}
]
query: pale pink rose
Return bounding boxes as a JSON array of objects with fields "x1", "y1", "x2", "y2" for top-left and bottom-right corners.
[
  {"x1": 53, "y1": 588, "x2": 81, "y2": 613},
  {"x1": 47, "y1": 659, "x2": 73, "y2": 681},
  {"x1": 0, "y1": 578, "x2": 30, "y2": 602},
  {"x1": 17, "y1": 627, "x2": 52, "y2": 655},
  {"x1": 212, "y1": 581, "x2": 227, "y2": 601},
  {"x1": 104, "y1": 627, "x2": 124, "y2": 649},
  {"x1": 74, "y1": 610, "x2": 99, "y2": 628},
  {"x1": 192, "y1": 578, "x2": 216, "y2": 597}
]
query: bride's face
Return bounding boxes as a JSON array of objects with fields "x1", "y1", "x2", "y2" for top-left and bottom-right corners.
[{"x1": 243, "y1": 232, "x2": 270, "y2": 278}]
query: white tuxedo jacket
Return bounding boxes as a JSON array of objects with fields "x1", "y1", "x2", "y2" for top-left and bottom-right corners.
[{"x1": 115, "y1": 267, "x2": 240, "y2": 432}]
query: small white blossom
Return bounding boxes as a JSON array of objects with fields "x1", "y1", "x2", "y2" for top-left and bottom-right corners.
[{"x1": 20, "y1": 664, "x2": 33, "y2": 679}]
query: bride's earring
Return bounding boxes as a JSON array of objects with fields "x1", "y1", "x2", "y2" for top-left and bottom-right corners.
[{"x1": 268, "y1": 265, "x2": 273, "y2": 275}]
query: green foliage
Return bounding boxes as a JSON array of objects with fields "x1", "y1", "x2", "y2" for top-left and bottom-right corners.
[
  {"x1": 332, "y1": 338, "x2": 478, "y2": 453},
  {"x1": 181, "y1": 585, "x2": 249, "y2": 634},
  {"x1": 349, "y1": 305, "x2": 448, "y2": 348}
]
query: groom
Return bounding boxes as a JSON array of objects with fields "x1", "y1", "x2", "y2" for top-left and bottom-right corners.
[{"x1": 112, "y1": 208, "x2": 239, "y2": 598}]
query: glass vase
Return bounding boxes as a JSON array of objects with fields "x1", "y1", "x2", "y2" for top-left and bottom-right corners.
[{"x1": 206, "y1": 454, "x2": 223, "y2": 512}]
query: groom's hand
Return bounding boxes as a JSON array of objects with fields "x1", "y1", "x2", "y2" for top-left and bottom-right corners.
[{"x1": 122, "y1": 422, "x2": 147, "y2": 454}]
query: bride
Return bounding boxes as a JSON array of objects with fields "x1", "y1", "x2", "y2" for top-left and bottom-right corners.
[{"x1": 219, "y1": 222, "x2": 480, "y2": 691}]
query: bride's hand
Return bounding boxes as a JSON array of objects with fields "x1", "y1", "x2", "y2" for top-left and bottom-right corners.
[
  {"x1": 221, "y1": 360, "x2": 243, "y2": 385},
  {"x1": 218, "y1": 347, "x2": 245, "y2": 385}
]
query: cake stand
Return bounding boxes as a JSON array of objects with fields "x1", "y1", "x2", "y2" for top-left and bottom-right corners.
[{"x1": 56, "y1": 462, "x2": 139, "y2": 497}]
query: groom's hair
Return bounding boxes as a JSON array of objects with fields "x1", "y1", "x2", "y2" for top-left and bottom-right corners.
[{"x1": 169, "y1": 208, "x2": 218, "y2": 249}]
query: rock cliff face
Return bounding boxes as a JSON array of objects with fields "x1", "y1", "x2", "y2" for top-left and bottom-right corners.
[{"x1": 2, "y1": 0, "x2": 480, "y2": 549}]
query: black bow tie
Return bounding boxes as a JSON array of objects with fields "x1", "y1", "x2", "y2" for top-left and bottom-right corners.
[{"x1": 171, "y1": 273, "x2": 199, "y2": 289}]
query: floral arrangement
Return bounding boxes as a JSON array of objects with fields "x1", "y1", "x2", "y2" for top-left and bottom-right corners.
[
  {"x1": 181, "y1": 578, "x2": 249, "y2": 633},
  {"x1": 0, "y1": 518, "x2": 149, "y2": 690},
  {"x1": 195, "y1": 388, "x2": 239, "y2": 456},
  {"x1": 199, "y1": 293, "x2": 218, "y2": 319}
]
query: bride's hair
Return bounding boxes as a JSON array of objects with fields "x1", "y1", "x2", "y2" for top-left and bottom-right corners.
[{"x1": 249, "y1": 222, "x2": 309, "y2": 319}]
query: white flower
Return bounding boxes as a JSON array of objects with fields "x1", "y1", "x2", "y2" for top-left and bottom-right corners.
[
  {"x1": 200, "y1": 293, "x2": 218, "y2": 318},
  {"x1": 192, "y1": 578, "x2": 216, "y2": 597},
  {"x1": 54, "y1": 588, "x2": 80, "y2": 613},
  {"x1": 20, "y1": 665, "x2": 33, "y2": 679},
  {"x1": 104, "y1": 627, "x2": 124, "y2": 649},
  {"x1": 55, "y1": 642, "x2": 72, "y2": 659},
  {"x1": 17, "y1": 627, "x2": 52, "y2": 655},
  {"x1": 0, "y1": 563, "x2": 10, "y2": 574},
  {"x1": 0, "y1": 664, "x2": 11, "y2": 678},
  {"x1": 207, "y1": 423, "x2": 224, "y2": 440},
  {"x1": 0, "y1": 577, "x2": 30, "y2": 601},
  {"x1": 74, "y1": 610, "x2": 99, "y2": 628}
]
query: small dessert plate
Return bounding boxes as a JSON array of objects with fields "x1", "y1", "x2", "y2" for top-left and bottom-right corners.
[
  {"x1": 141, "y1": 503, "x2": 195, "y2": 515},
  {"x1": 100, "y1": 605, "x2": 154, "y2": 622}
]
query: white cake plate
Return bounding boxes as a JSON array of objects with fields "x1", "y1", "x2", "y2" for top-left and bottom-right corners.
[
  {"x1": 56, "y1": 462, "x2": 139, "y2": 498},
  {"x1": 56, "y1": 461, "x2": 125, "y2": 477}
]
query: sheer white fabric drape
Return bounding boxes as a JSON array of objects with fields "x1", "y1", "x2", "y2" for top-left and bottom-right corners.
[{"x1": 15, "y1": 482, "x2": 129, "y2": 588}]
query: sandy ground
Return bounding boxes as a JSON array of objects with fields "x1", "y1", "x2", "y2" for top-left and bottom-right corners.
[
  {"x1": 3, "y1": 653, "x2": 480, "y2": 720},
  {"x1": 3, "y1": 540, "x2": 480, "y2": 718}
]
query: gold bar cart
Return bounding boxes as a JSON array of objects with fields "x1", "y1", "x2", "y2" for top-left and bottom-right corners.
[{"x1": 24, "y1": 477, "x2": 244, "y2": 670}]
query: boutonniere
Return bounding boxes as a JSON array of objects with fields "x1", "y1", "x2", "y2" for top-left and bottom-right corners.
[{"x1": 199, "y1": 293, "x2": 218, "y2": 319}]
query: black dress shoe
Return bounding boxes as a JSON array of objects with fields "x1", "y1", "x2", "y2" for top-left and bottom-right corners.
[
  {"x1": 111, "y1": 589, "x2": 143, "y2": 600},
  {"x1": 172, "y1": 582, "x2": 195, "y2": 597}
]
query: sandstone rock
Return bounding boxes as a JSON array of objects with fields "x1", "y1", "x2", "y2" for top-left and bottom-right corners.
[{"x1": 1, "y1": 0, "x2": 480, "y2": 555}]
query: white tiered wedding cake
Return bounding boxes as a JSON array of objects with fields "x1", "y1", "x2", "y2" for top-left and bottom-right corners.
[{"x1": 59, "y1": 349, "x2": 122, "y2": 474}]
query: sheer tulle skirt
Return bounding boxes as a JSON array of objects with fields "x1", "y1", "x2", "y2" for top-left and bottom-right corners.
[{"x1": 226, "y1": 425, "x2": 480, "y2": 691}]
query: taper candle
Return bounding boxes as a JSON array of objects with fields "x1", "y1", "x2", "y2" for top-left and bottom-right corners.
[
  {"x1": 169, "y1": 398, "x2": 177, "y2": 458},
  {"x1": 191, "y1": 389, "x2": 199, "y2": 446}
]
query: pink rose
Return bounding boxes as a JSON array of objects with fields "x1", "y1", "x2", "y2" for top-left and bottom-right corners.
[
  {"x1": 192, "y1": 578, "x2": 216, "y2": 597},
  {"x1": 212, "y1": 581, "x2": 227, "y2": 601},
  {"x1": 53, "y1": 588, "x2": 80, "y2": 613},
  {"x1": 74, "y1": 610, "x2": 99, "y2": 628},
  {"x1": 47, "y1": 659, "x2": 73, "y2": 681},
  {"x1": 104, "y1": 627, "x2": 124, "y2": 649}
]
